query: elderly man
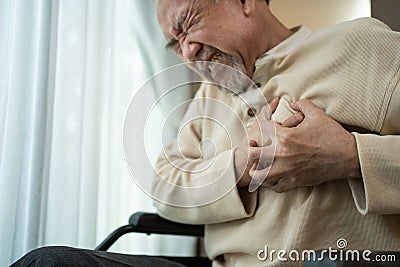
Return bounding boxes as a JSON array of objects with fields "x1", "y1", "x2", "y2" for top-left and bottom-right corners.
[
  {"x1": 13, "y1": 0, "x2": 400, "y2": 266},
  {"x1": 153, "y1": 0, "x2": 400, "y2": 266}
]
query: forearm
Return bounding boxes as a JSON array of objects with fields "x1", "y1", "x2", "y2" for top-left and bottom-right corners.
[{"x1": 153, "y1": 147, "x2": 257, "y2": 224}]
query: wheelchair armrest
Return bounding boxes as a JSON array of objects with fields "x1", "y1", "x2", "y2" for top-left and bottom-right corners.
[
  {"x1": 95, "y1": 212, "x2": 204, "y2": 251},
  {"x1": 129, "y1": 212, "x2": 204, "y2": 237}
]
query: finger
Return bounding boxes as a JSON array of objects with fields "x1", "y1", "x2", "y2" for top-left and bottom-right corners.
[
  {"x1": 281, "y1": 112, "x2": 305, "y2": 128},
  {"x1": 259, "y1": 143, "x2": 274, "y2": 167},
  {"x1": 252, "y1": 119, "x2": 275, "y2": 147},
  {"x1": 248, "y1": 145, "x2": 273, "y2": 169},
  {"x1": 248, "y1": 144, "x2": 274, "y2": 192},
  {"x1": 262, "y1": 157, "x2": 287, "y2": 182},
  {"x1": 257, "y1": 134, "x2": 272, "y2": 147},
  {"x1": 253, "y1": 129, "x2": 274, "y2": 147},
  {"x1": 258, "y1": 97, "x2": 280, "y2": 121},
  {"x1": 268, "y1": 97, "x2": 280, "y2": 114},
  {"x1": 269, "y1": 177, "x2": 295, "y2": 193},
  {"x1": 248, "y1": 167, "x2": 268, "y2": 192},
  {"x1": 258, "y1": 119, "x2": 276, "y2": 137},
  {"x1": 248, "y1": 167, "x2": 267, "y2": 181},
  {"x1": 249, "y1": 165, "x2": 279, "y2": 188},
  {"x1": 290, "y1": 99, "x2": 323, "y2": 117},
  {"x1": 262, "y1": 175, "x2": 281, "y2": 187},
  {"x1": 248, "y1": 146, "x2": 262, "y2": 162}
]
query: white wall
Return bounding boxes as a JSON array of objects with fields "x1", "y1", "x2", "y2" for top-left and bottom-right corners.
[{"x1": 270, "y1": 0, "x2": 371, "y2": 30}]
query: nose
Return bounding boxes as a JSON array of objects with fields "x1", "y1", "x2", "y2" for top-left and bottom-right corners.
[{"x1": 180, "y1": 39, "x2": 202, "y2": 62}]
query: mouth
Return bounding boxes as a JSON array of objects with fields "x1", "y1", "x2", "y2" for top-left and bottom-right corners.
[
  {"x1": 210, "y1": 53, "x2": 222, "y2": 63},
  {"x1": 206, "y1": 53, "x2": 224, "y2": 73},
  {"x1": 191, "y1": 48, "x2": 250, "y2": 94}
]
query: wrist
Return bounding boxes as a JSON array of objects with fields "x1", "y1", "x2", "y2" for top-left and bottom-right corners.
[
  {"x1": 347, "y1": 134, "x2": 363, "y2": 179},
  {"x1": 234, "y1": 147, "x2": 251, "y2": 187}
]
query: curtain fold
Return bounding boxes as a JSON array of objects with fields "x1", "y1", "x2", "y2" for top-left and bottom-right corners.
[
  {"x1": 0, "y1": 0, "x2": 54, "y2": 262},
  {"x1": 0, "y1": 1, "x2": 196, "y2": 266}
]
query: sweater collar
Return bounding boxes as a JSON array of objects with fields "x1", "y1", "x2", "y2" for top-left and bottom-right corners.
[
  {"x1": 255, "y1": 25, "x2": 312, "y2": 67},
  {"x1": 238, "y1": 26, "x2": 312, "y2": 124}
]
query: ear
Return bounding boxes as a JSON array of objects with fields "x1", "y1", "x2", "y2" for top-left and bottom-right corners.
[{"x1": 241, "y1": 0, "x2": 256, "y2": 17}]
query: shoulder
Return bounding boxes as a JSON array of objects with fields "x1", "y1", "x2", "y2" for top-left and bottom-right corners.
[
  {"x1": 339, "y1": 17, "x2": 391, "y2": 30},
  {"x1": 323, "y1": 17, "x2": 394, "y2": 42},
  {"x1": 305, "y1": 17, "x2": 399, "y2": 54},
  {"x1": 337, "y1": 18, "x2": 400, "y2": 53}
]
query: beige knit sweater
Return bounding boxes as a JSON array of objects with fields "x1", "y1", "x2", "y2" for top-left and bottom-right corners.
[{"x1": 153, "y1": 18, "x2": 400, "y2": 267}]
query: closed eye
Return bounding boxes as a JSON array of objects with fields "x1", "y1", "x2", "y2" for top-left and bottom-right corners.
[
  {"x1": 166, "y1": 15, "x2": 186, "y2": 53},
  {"x1": 166, "y1": 39, "x2": 178, "y2": 50}
]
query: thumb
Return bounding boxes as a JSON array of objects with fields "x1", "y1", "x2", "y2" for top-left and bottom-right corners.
[
  {"x1": 268, "y1": 97, "x2": 280, "y2": 114},
  {"x1": 290, "y1": 99, "x2": 323, "y2": 117},
  {"x1": 258, "y1": 97, "x2": 280, "y2": 122},
  {"x1": 281, "y1": 112, "x2": 304, "y2": 128}
]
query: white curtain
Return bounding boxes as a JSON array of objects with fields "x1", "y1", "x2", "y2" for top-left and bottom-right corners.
[{"x1": 0, "y1": 0, "x2": 195, "y2": 266}]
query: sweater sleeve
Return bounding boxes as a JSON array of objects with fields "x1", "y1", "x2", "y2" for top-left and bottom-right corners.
[
  {"x1": 152, "y1": 86, "x2": 257, "y2": 225},
  {"x1": 349, "y1": 134, "x2": 400, "y2": 215},
  {"x1": 348, "y1": 19, "x2": 400, "y2": 215}
]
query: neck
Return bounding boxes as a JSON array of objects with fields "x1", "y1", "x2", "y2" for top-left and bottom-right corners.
[
  {"x1": 247, "y1": 12, "x2": 292, "y2": 78},
  {"x1": 264, "y1": 13, "x2": 293, "y2": 53}
]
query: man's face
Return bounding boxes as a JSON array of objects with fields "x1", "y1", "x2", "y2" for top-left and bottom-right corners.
[{"x1": 157, "y1": 0, "x2": 257, "y2": 93}]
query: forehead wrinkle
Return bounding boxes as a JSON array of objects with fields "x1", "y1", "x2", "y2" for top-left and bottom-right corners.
[
  {"x1": 180, "y1": 0, "x2": 196, "y2": 30},
  {"x1": 158, "y1": 0, "x2": 211, "y2": 49},
  {"x1": 172, "y1": 0, "x2": 201, "y2": 35}
]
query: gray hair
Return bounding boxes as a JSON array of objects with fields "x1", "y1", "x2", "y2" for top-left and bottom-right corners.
[{"x1": 213, "y1": 0, "x2": 270, "y2": 4}]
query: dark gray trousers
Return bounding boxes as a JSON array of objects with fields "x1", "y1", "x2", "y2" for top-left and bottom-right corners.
[{"x1": 10, "y1": 246, "x2": 188, "y2": 267}]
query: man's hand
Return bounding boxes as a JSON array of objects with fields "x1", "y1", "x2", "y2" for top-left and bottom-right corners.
[
  {"x1": 249, "y1": 99, "x2": 362, "y2": 193},
  {"x1": 234, "y1": 97, "x2": 280, "y2": 188}
]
